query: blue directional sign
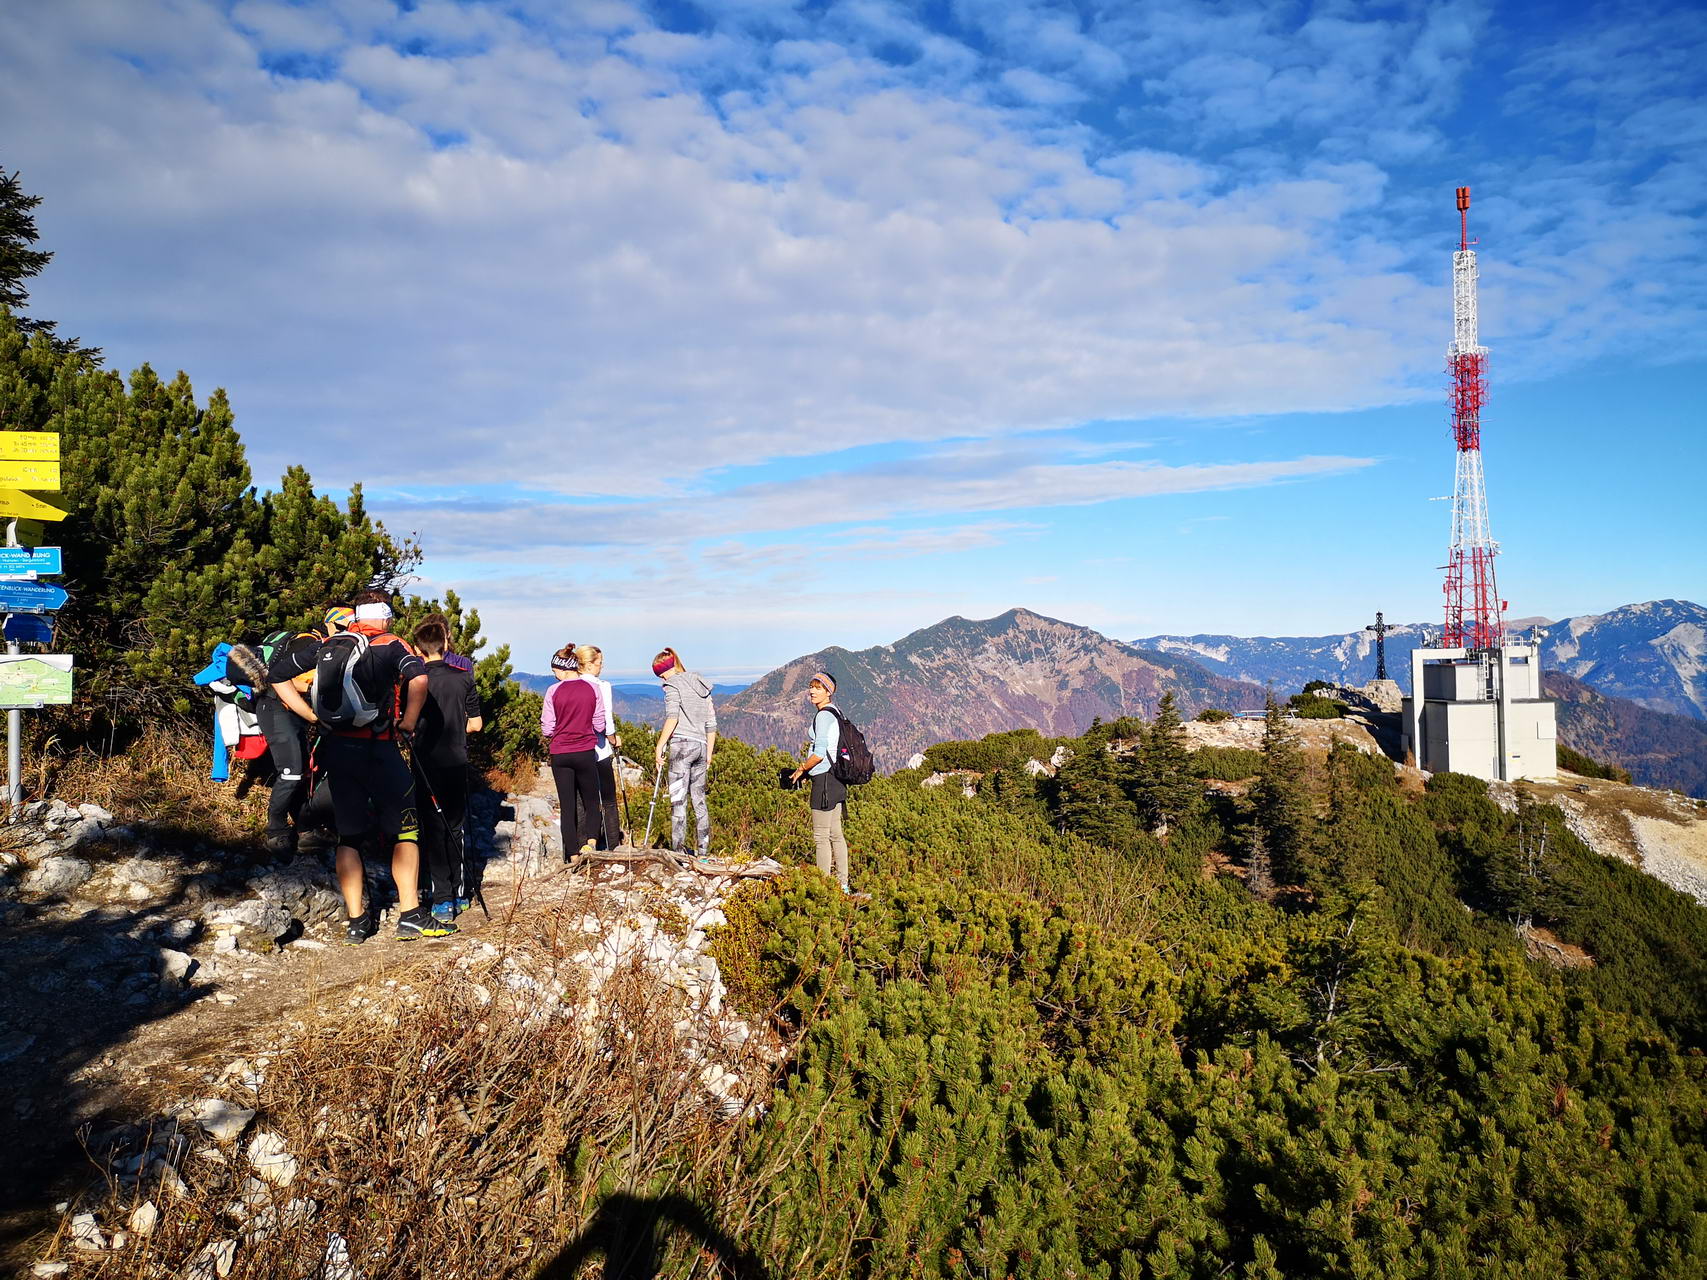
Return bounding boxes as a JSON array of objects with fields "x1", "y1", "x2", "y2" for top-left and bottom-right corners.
[
  {"x1": 0, "y1": 546, "x2": 60, "y2": 576},
  {"x1": 3, "y1": 615, "x2": 52, "y2": 645},
  {"x1": 0, "y1": 582, "x2": 67, "y2": 613}
]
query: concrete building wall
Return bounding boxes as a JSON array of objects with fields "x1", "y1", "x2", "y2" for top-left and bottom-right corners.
[{"x1": 1403, "y1": 645, "x2": 1558, "y2": 783}]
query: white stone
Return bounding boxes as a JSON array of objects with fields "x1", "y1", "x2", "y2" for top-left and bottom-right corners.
[
  {"x1": 69, "y1": 1212, "x2": 106, "y2": 1251},
  {"x1": 129, "y1": 1201, "x2": 160, "y2": 1236},
  {"x1": 23, "y1": 856, "x2": 92, "y2": 896},
  {"x1": 213, "y1": 935, "x2": 237, "y2": 954},
  {"x1": 289, "y1": 938, "x2": 327, "y2": 951},
  {"x1": 247, "y1": 1131, "x2": 297, "y2": 1186},
  {"x1": 183, "y1": 1237, "x2": 236, "y2": 1280},
  {"x1": 32, "y1": 1264, "x2": 70, "y2": 1277},
  {"x1": 77, "y1": 803, "x2": 114, "y2": 825},
  {"x1": 159, "y1": 949, "x2": 196, "y2": 983},
  {"x1": 319, "y1": 1232, "x2": 358, "y2": 1280},
  {"x1": 189, "y1": 1098, "x2": 256, "y2": 1144}
]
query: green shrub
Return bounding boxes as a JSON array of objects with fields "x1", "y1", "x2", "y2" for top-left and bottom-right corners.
[
  {"x1": 1196, "y1": 707, "x2": 1233, "y2": 723},
  {"x1": 1557, "y1": 743, "x2": 1632, "y2": 783},
  {"x1": 1288, "y1": 694, "x2": 1346, "y2": 719},
  {"x1": 1191, "y1": 746, "x2": 1265, "y2": 780}
]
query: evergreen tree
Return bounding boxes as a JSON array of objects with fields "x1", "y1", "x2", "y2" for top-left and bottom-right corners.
[
  {"x1": 1051, "y1": 736, "x2": 1140, "y2": 849},
  {"x1": 1133, "y1": 691, "x2": 1198, "y2": 836},
  {"x1": 0, "y1": 311, "x2": 413, "y2": 723},
  {"x1": 0, "y1": 167, "x2": 51, "y2": 321},
  {"x1": 1250, "y1": 694, "x2": 1309, "y2": 884},
  {"x1": 0, "y1": 163, "x2": 90, "y2": 350}
]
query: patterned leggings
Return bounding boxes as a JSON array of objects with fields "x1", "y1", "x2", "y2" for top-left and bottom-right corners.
[{"x1": 667, "y1": 737, "x2": 710, "y2": 857}]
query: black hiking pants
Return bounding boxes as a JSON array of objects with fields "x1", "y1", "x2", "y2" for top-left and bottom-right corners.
[
  {"x1": 551, "y1": 751, "x2": 601, "y2": 863},
  {"x1": 574, "y1": 754, "x2": 625, "y2": 850},
  {"x1": 418, "y1": 762, "x2": 469, "y2": 906},
  {"x1": 256, "y1": 697, "x2": 311, "y2": 842}
]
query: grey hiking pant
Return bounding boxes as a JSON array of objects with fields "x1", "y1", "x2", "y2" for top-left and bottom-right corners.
[{"x1": 668, "y1": 736, "x2": 710, "y2": 857}]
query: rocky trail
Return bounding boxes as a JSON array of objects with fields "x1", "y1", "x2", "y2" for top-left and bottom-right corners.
[{"x1": 2, "y1": 774, "x2": 785, "y2": 1270}]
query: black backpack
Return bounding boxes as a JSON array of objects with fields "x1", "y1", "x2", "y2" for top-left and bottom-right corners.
[
  {"x1": 824, "y1": 706, "x2": 876, "y2": 785},
  {"x1": 311, "y1": 631, "x2": 382, "y2": 731}
]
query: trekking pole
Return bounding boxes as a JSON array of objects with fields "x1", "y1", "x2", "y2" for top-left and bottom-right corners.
[
  {"x1": 640, "y1": 761, "x2": 666, "y2": 850},
  {"x1": 616, "y1": 751, "x2": 635, "y2": 840}
]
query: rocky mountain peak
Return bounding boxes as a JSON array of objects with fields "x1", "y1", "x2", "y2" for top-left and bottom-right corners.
[{"x1": 719, "y1": 608, "x2": 1265, "y2": 766}]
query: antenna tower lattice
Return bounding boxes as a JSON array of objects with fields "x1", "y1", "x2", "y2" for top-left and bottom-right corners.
[{"x1": 1443, "y1": 187, "x2": 1504, "y2": 650}]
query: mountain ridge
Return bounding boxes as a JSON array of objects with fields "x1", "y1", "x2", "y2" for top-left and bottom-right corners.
[
  {"x1": 719, "y1": 607, "x2": 1267, "y2": 766},
  {"x1": 1135, "y1": 600, "x2": 1707, "y2": 720}
]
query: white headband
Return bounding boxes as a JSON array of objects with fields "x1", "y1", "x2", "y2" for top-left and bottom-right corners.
[{"x1": 354, "y1": 602, "x2": 392, "y2": 621}]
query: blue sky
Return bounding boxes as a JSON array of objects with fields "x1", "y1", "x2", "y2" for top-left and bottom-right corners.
[{"x1": 5, "y1": 0, "x2": 1703, "y2": 679}]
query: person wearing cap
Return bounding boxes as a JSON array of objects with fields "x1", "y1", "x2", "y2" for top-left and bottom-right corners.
[
  {"x1": 788, "y1": 672, "x2": 850, "y2": 892},
  {"x1": 651, "y1": 647, "x2": 717, "y2": 859}
]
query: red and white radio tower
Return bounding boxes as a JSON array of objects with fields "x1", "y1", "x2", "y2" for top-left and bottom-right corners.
[{"x1": 1442, "y1": 186, "x2": 1505, "y2": 650}]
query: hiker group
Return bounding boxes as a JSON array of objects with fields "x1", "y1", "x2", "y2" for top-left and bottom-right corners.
[
  {"x1": 196, "y1": 590, "x2": 479, "y2": 943},
  {"x1": 541, "y1": 651, "x2": 872, "y2": 894},
  {"x1": 201, "y1": 605, "x2": 877, "y2": 947}
]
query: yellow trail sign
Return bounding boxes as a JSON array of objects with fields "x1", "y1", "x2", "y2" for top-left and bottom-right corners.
[
  {"x1": 0, "y1": 490, "x2": 68, "y2": 522},
  {"x1": 0, "y1": 432, "x2": 60, "y2": 461},
  {"x1": 0, "y1": 460, "x2": 60, "y2": 490}
]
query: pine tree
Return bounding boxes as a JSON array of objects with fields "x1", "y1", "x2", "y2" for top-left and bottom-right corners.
[
  {"x1": 1250, "y1": 693, "x2": 1310, "y2": 884},
  {"x1": 1133, "y1": 691, "x2": 1198, "y2": 837},
  {"x1": 0, "y1": 163, "x2": 91, "y2": 350},
  {"x1": 0, "y1": 310, "x2": 415, "y2": 725},
  {"x1": 1051, "y1": 737, "x2": 1141, "y2": 849}
]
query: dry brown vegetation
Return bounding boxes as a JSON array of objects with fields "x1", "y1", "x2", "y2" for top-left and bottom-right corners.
[
  {"x1": 41, "y1": 723, "x2": 270, "y2": 849},
  {"x1": 43, "y1": 936, "x2": 785, "y2": 1278}
]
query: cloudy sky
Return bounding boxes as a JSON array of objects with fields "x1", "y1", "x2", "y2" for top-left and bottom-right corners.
[{"x1": 6, "y1": 0, "x2": 1704, "y2": 678}]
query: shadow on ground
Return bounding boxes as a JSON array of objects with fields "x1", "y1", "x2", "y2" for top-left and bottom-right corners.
[{"x1": 538, "y1": 1193, "x2": 770, "y2": 1280}]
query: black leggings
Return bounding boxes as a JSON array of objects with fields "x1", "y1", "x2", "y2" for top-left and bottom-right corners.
[
  {"x1": 576, "y1": 754, "x2": 624, "y2": 849},
  {"x1": 551, "y1": 751, "x2": 602, "y2": 862},
  {"x1": 256, "y1": 697, "x2": 310, "y2": 838},
  {"x1": 418, "y1": 763, "x2": 469, "y2": 905}
]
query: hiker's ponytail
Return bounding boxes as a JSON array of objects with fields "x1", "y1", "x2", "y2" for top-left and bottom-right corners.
[
  {"x1": 651, "y1": 647, "x2": 682, "y2": 677},
  {"x1": 573, "y1": 644, "x2": 601, "y2": 673},
  {"x1": 550, "y1": 644, "x2": 579, "y2": 673}
]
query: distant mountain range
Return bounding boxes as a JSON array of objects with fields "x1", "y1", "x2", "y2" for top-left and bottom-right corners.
[
  {"x1": 512, "y1": 675, "x2": 750, "y2": 729},
  {"x1": 1543, "y1": 671, "x2": 1707, "y2": 798},
  {"x1": 1135, "y1": 600, "x2": 1707, "y2": 721},
  {"x1": 718, "y1": 607, "x2": 1267, "y2": 767}
]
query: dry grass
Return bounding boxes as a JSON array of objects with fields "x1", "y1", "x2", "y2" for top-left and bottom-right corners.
[
  {"x1": 42, "y1": 724, "x2": 269, "y2": 849},
  {"x1": 42, "y1": 893, "x2": 779, "y2": 1279}
]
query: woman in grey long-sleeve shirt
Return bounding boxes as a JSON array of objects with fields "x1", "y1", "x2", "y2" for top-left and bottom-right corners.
[{"x1": 651, "y1": 647, "x2": 717, "y2": 858}]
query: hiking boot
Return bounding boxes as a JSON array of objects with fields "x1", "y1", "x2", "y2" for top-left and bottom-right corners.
[
  {"x1": 430, "y1": 901, "x2": 456, "y2": 924},
  {"x1": 264, "y1": 831, "x2": 296, "y2": 858},
  {"x1": 396, "y1": 906, "x2": 458, "y2": 941},
  {"x1": 343, "y1": 912, "x2": 373, "y2": 945},
  {"x1": 454, "y1": 897, "x2": 473, "y2": 915}
]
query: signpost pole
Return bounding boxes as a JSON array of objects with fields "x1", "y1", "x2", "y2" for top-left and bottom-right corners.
[
  {"x1": 4, "y1": 519, "x2": 18, "y2": 808},
  {"x1": 5, "y1": 642, "x2": 19, "y2": 809}
]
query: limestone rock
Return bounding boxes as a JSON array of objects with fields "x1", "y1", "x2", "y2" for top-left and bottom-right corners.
[
  {"x1": 188, "y1": 1098, "x2": 256, "y2": 1144},
  {"x1": 129, "y1": 1201, "x2": 160, "y2": 1236},
  {"x1": 69, "y1": 1212, "x2": 106, "y2": 1251},
  {"x1": 247, "y1": 1130, "x2": 298, "y2": 1186},
  {"x1": 24, "y1": 856, "x2": 92, "y2": 896},
  {"x1": 159, "y1": 948, "x2": 196, "y2": 985}
]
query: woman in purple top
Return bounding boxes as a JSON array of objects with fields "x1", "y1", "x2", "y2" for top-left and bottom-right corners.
[{"x1": 541, "y1": 644, "x2": 607, "y2": 865}]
